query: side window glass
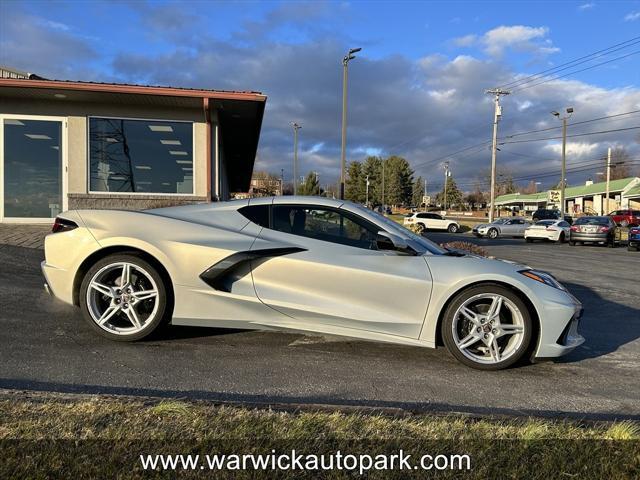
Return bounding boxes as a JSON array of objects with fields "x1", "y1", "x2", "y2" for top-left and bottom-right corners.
[
  {"x1": 271, "y1": 206, "x2": 377, "y2": 249},
  {"x1": 238, "y1": 205, "x2": 270, "y2": 227}
]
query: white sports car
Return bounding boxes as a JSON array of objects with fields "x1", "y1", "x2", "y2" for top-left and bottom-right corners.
[{"x1": 42, "y1": 196, "x2": 584, "y2": 370}]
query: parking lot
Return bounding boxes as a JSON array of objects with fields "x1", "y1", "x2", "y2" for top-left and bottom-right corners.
[{"x1": 0, "y1": 230, "x2": 639, "y2": 420}]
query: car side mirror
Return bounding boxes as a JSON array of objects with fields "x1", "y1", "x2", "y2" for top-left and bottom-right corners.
[{"x1": 376, "y1": 231, "x2": 416, "y2": 255}]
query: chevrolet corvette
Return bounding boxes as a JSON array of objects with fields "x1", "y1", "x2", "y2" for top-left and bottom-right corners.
[{"x1": 42, "y1": 196, "x2": 584, "y2": 370}]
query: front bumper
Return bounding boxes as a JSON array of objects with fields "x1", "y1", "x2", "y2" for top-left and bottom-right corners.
[
  {"x1": 534, "y1": 288, "x2": 585, "y2": 359},
  {"x1": 629, "y1": 235, "x2": 640, "y2": 247}
]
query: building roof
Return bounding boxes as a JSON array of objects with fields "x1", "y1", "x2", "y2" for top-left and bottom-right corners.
[
  {"x1": 563, "y1": 177, "x2": 637, "y2": 198},
  {"x1": 625, "y1": 184, "x2": 640, "y2": 198},
  {"x1": 0, "y1": 73, "x2": 265, "y2": 102},
  {"x1": 495, "y1": 192, "x2": 548, "y2": 204}
]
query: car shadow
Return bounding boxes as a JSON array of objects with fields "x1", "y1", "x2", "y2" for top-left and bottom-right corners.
[{"x1": 556, "y1": 281, "x2": 640, "y2": 363}]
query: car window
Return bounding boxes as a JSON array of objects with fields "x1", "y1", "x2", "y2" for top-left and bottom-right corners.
[
  {"x1": 271, "y1": 205, "x2": 378, "y2": 249},
  {"x1": 575, "y1": 217, "x2": 609, "y2": 225},
  {"x1": 433, "y1": 214, "x2": 443, "y2": 220},
  {"x1": 238, "y1": 205, "x2": 270, "y2": 227},
  {"x1": 559, "y1": 221, "x2": 570, "y2": 227},
  {"x1": 417, "y1": 213, "x2": 429, "y2": 218}
]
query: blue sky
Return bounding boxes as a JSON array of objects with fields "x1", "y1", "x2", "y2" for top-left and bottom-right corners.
[{"x1": 2, "y1": 0, "x2": 640, "y2": 191}]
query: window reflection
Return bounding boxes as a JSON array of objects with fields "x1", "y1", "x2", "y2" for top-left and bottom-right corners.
[
  {"x1": 3, "y1": 119, "x2": 62, "y2": 218},
  {"x1": 89, "y1": 118, "x2": 193, "y2": 194}
]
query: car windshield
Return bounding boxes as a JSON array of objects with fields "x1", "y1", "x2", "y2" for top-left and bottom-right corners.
[
  {"x1": 492, "y1": 218, "x2": 509, "y2": 224},
  {"x1": 575, "y1": 217, "x2": 609, "y2": 225},
  {"x1": 349, "y1": 204, "x2": 448, "y2": 255}
]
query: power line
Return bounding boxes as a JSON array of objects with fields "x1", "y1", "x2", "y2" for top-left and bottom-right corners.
[
  {"x1": 510, "y1": 49, "x2": 640, "y2": 93},
  {"x1": 500, "y1": 125, "x2": 640, "y2": 145},
  {"x1": 497, "y1": 35, "x2": 640, "y2": 90}
]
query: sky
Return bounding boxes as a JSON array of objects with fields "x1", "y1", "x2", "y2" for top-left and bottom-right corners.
[{"x1": 2, "y1": 0, "x2": 640, "y2": 193}]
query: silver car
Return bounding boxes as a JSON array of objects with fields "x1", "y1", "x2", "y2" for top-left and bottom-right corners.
[
  {"x1": 42, "y1": 197, "x2": 583, "y2": 370},
  {"x1": 473, "y1": 217, "x2": 531, "y2": 239}
]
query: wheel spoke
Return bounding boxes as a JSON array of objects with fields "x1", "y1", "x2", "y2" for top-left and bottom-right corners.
[
  {"x1": 487, "y1": 296, "x2": 503, "y2": 320},
  {"x1": 460, "y1": 306, "x2": 481, "y2": 326},
  {"x1": 90, "y1": 281, "x2": 113, "y2": 298},
  {"x1": 488, "y1": 338, "x2": 502, "y2": 362},
  {"x1": 124, "y1": 306, "x2": 142, "y2": 329},
  {"x1": 498, "y1": 324, "x2": 524, "y2": 337},
  {"x1": 134, "y1": 289, "x2": 158, "y2": 301},
  {"x1": 121, "y1": 263, "x2": 131, "y2": 287},
  {"x1": 457, "y1": 332, "x2": 481, "y2": 350},
  {"x1": 98, "y1": 305, "x2": 120, "y2": 325}
]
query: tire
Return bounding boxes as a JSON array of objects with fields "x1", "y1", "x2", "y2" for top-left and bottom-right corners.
[
  {"x1": 629, "y1": 246, "x2": 638, "y2": 252},
  {"x1": 79, "y1": 253, "x2": 171, "y2": 342},
  {"x1": 488, "y1": 228, "x2": 499, "y2": 239},
  {"x1": 415, "y1": 223, "x2": 425, "y2": 234},
  {"x1": 448, "y1": 223, "x2": 459, "y2": 233},
  {"x1": 525, "y1": 238, "x2": 533, "y2": 243},
  {"x1": 558, "y1": 232, "x2": 565, "y2": 243},
  {"x1": 608, "y1": 237, "x2": 616, "y2": 248},
  {"x1": 569, "y1": 241, "x2": 576, "y2": 246},
  {"x1": 442, "y1": 284, "x2": 533, "y2": 370}
]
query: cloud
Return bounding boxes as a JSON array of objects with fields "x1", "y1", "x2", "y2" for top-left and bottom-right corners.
[
  {"x1": 452, "y1": 34, "x2": 477, "y2": 48},
  {"x1": 481, "y1": 25, "x2": 559, "y2": 57},
  {"x1": 544, "y1": 142, "x2": 600, "y2": 157},
  {"x1": 578, "y1": 2, "x2": 595, "y2": 10},
  {"x1": 624, "y1": 11, "x2": 640, "y2": 21}
]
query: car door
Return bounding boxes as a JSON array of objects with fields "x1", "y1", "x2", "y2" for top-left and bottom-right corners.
[{"x1": 249, "y1": 202, "x2": 433, "y2": 339}]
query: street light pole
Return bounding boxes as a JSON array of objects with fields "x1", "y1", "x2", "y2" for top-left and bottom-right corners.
[
  {"x1": 486, "y1": 89, "x2": 510, "y2": 222},
  {"x1": 340, "y1": 47, "x2": 361, "y2": 200},
  {"x1": 551, "y1": 107, "x2": 573, "y2": 220},
  {"x1": 291, "y1": 122, "x2": 302, "y2": 195},
  {"x1": 443, "y1": 162, "x2": 450, "y2": 212},
  {"x1": 605, "y1": 146, "x2": 611, "y2": 215}
]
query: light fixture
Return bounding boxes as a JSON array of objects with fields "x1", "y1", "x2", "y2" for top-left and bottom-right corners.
[
  {"x1": 160, "y1": 139, "x2": 181, "y2": 145},
  {"x1": 5, "y1": 119, "x2": 25, "y2": 126},
  {"x1": 181, "y1": 167, "x2": 193, "y2": 171},
  {"x1": 566, "y1": 107, "x2": 574, "y2": 114},
  {"x1": 54, "y1": 93, "x2": 66, "y2": 99},
  {"x1": 161, "y1": 182, "x2": 171, "y2": 186},
  {"x1": 149, "y1": 125, "x2": 173, "y2": 132},
  {"x1": 106, "y1": 137, "x2": 118, "y2": 143},
  {"x1": 24, "y1": 134, "x2": 52, "y2": 140},
  {"x1": 175, "y1": 160, "x2": 191, "y2": 164},
  {"x1": 551, "y1": 111, "x2": 560, "y2": 117},
  {"x1": 135, "y1": 165, "x2": 151, "y2": 170},
  {"x1": 51, "y1": 146, "x2": 60, "y2": 150},
  {"x1": 137, "y1": 181, "x2": 152, "y2": 185},
  {"x1": 110, "y1": 175, "x2": 126, "y2": 180},
  {"x1": 169, "y1": 150, "x2": 188, "y2": 156}
]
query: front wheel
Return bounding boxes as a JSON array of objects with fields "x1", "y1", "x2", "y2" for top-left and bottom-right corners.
[
  {"x1": 414, "y1": 223, "x2": 425, "y2": 234},
  {"x1": 448, "y1": 223, "x2": 459, "y2": 233},
  {"x1": 442, "y1": 285, "x2": 532, "y2": 370},
  {"x1": 79, "y1": 254, "x2": 171, "y2": 341},
  {"x1": 488, "y1": 228, "x2": 499, "y2": 239}
]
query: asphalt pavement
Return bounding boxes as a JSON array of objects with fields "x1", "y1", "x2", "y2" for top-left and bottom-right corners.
[{"x1": 1, "y1": 234, "x2": 639, "y2": 420}]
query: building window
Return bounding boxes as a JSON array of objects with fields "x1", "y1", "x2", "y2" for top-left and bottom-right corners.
[{"x1": 89, "y1": 117, "x2": 194, "y2": 194}]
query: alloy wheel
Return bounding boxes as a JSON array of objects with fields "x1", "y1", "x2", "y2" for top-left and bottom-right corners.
[
  {"x1": 451, "y1": 293, "x2": 526, "y2": 365},
  {"x1": 86, "y1": 262, "x2": 159, "y2": 335}
]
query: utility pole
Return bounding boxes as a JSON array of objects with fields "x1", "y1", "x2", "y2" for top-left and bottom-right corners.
[
  {"x1": 551, "y1": 107, "x2": 573, "y2": 220},
  {"x1": 365, "y1": 174, "x2": 370, "y2": 206},
  {"x1": 280, "y1": 168, "x2": 284, "y2": 196},
  {"x1": 485, "y1": 89, "x2": 510, "y2": 222},
  {"x1": 443, "y1": 162, "x2": 450, "y2": 212},
  {"x1": 290, "y1": 122, "x2": 302, "y2": 195},
  {"x1": 605, "y1": 146, "x2": 611, "y2": 215},
  {"x1": 340, "y1": 47, "x2": 362, "y2": 200}
]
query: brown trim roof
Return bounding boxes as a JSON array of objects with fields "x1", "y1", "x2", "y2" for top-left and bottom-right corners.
[{"x1": 0, "y1": 77, "x2": 266, "y2": 102}]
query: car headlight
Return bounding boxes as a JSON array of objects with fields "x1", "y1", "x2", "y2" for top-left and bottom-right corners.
[{"x1": 519, "y1": 269, "x2": 566, "y2": 291}]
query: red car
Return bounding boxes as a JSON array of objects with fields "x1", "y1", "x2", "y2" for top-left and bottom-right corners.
[{"x1": 608, "y1": 209, "x2": 640, "y2": 227}]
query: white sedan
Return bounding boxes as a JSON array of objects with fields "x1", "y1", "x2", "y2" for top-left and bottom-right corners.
[{"x1": 525, "y1": 220, "x2": 571, "y2": 243}]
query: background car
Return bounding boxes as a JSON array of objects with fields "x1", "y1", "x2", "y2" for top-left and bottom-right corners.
[
  {"x1": 608, "y1": 209, "x2": 640, "y2": 227},
  {"x1": 404, "y1": 212, "x2": 460, "y2": 233},
  {"x1": 473, "y1": 217, "x2": 531, "y2": 239},
  {"x1": 525, "y1": 219, "x2": 571, "y2": 243},
  {"x1": 532, "y1": 209, "x2": 573, "y2": 225},
  {"x1": 41, "y1": 197, "x2": 584, "y2": 370},
  {"x1": 628, "y1": 226, "x2": 640, "y2": 251},
  {"x1": 569, "y1": 216, "x2": 617, "y2": 247}
]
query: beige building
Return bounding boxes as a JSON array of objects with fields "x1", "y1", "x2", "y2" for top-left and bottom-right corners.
[{"x1": 0, "y1": 66, "x2": 266, "y2": 223}]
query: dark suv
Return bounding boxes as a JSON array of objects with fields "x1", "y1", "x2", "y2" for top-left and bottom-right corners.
[{"x1": 532, "y1": 209, "x2": 573, "y2": 224}]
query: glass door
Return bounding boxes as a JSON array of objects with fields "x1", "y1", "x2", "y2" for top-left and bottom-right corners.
[{"x1": 1, "y1": 117, "x2": 65, "y2": 222}]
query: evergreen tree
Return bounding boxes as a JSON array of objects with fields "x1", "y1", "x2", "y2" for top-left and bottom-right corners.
[
  {"x1": 299, "y1": 171, "x2": 320, "y2": 196},
  {"x1": 345, "y1": 161, "x2": 365, "y2": 203},
  {"x1": 436, "y1": 176, "x2": 463, "y2": 210},
  {"x1": 412, "y1": 176, "x2": 425, "y2": 207},
  {"x1": 384, "y1": 156, "x2": 414, "y2": 206}
]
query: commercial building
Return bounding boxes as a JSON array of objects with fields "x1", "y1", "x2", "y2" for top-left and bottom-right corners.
[
  {"x1": 495, "y1": 177, "x2": 640, "y2": 216},
  {"x1": 0, "y1": 66, "x2": 266, "y2": 223}
]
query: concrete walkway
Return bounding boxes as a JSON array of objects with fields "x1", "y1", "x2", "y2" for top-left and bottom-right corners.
[{"x1": 0, "y1": 224, "x2": 50, "y2": 249}]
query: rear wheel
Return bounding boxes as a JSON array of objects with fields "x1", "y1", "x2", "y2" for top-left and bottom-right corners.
[
  {"x1": 79, "y1": 254, "x2": 171, "y2": 341},
  {"x1": 442, "y1": 285, "x2": 532, "y2": 370},
  {"x1": 525, "y1": 238, "x2": 533, "y2": 243},
  {"x1": 558, "y1": 232, "x2": 565, "y2": 243},
  {"x1": 447, "y1": 223, "x2": 459, "y2": 233}
]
